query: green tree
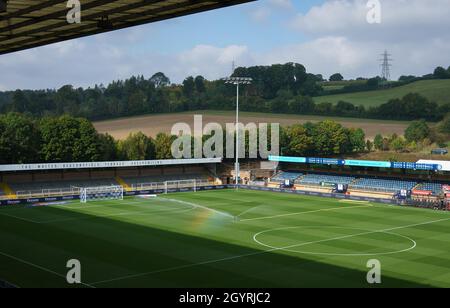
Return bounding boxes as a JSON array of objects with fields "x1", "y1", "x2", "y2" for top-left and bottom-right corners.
[
  {"x1": 404, "y1": 120, "x2": 430, "y2": 143},
  {"x1": 10, "y1": 90, "x2": 29, "y2": 113},
  {"x1": 118, "y1": 132, "x2": 155, "y2": 160},
  {"x1": 313, "y1": 120, "x2": 350, "y2": 155},
  {"x1": 98, "y1": 133, "x2": 117, "y2": 161},
  {"x1": 194, "y1": 76, "x2": 206, "y2": 93},
  {"x1": 150, "y1": 72, "x2": 170, "y2": 88},
  {"x1": 40, "y1": 115, "x2": 101, "y2": 162},
  {"x1": 390, "y1": 137, "x2": 406, "y2": 152},
  {"x1": 366, "y1": 140, "x2": 373, "y2": 152},
  {"x1": 349, "y1": 128, "x2": 366, "y2": 152},
  {"x1": 0, "y1": 113, "x2": 41, "y2": 164},
  {"x1": 439, "y1": 113, "x2": 450, "y2": 134},
  {"x1": 154, "y1": 133, "x2": 174, "y2": 159},
  {"x1": 329, "y1": 73, "x2": 344, "y2": 82},
  {"x1": 289, "y1": 96, "x2": 315, "y2": 114},
  {"x1": 374, "y1": 134, "x2": 383, "y2": 151},
  {"x1": 283, "y1": 124, "x2": 314, "y2": 156},
  {"x1": 434, "y1": 66, "x2": 450, "y2": 79},
  {"x1": 182, "y1": 76, "x2": 195, "y2": 97}
]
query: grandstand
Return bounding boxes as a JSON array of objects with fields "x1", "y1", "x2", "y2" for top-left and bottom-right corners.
[
  {"x1": 265, "y1": 156, "x2": 450, "y2": 206},
  {"x1": 0, "y1": 158, "x2": 220, "y2": 202},
  {"x1": 350, "y1": 178, "x2": 417, "y2": 193}
]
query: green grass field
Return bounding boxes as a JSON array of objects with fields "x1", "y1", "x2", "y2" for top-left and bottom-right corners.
[
  {"x1": 0, "y1": 189, "x2": 449, "y2": 288},
  {"x1": 314, "y1": 79, "x2": 450, "y2": 107}
]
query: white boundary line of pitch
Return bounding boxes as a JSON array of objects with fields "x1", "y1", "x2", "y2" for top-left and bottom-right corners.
[
  {"x1": 0, "y1": 198, "x2": 197, "y2": 224},
  {"x1": 239, "y1": 204, "x2": 373, "y2": 222},
  {"x1": 0, "y1": 251, "x2": 95, "y2": 288},
  {"x1": 89, "y1": 217, "x2": 449, "y2": 286}
]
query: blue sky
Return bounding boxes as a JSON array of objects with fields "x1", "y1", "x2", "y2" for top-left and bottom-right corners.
[{"x1": 1, "y1": 0, "x2": 449, "y2": 90}]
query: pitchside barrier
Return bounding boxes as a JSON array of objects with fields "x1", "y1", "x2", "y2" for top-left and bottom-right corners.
[{"x1": 0, "y1": 184, "x2": 403, "y2": 207}]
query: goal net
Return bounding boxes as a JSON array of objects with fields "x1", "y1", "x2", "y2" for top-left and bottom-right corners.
[
  {"x1": 164, "y1": 179, "x2": 197, "y2": 194},
  {"x1": 80, "y1": 185, "x2": 124, "y2": 203}
]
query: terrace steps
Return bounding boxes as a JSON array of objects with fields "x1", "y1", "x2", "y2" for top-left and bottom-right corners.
[
  {"x1": 0, "y1": 182, "x2": 17, "y2": 199},
  {"x1": 115, "y1": 176, "x2": 132, "y2": 192}
]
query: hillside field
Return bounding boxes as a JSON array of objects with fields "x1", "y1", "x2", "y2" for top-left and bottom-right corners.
[
  {"x1": 94, "y1": 111, "x2": 410, "y2": 140},
  {"x1": 314, "y1": 80, "x2": 450, "y2": 107}
]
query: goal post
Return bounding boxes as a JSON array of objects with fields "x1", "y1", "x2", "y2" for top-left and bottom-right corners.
[
  {"x1": 164, "y1": 179, "x2": 197, "y2": 194},
  {"x1": 80, "y1": 185, "x2": 124, "y2": 203}
]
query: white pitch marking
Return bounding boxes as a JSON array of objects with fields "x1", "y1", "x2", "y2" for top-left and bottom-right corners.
[
  {"x1": 162, "y1": 197, "x2": 235, "y2": 219},
  {"x1": 236, "y1": 204, "x2": 264, "y2": 218},
  {"x1": 90, "y1": 217, "x2": 449, "y2": 286},
  {"x1": 240, "y1": 204, "x2": 373, "y2": 222},
  {"x1": 0, "y1": 211, "x2": 40, "y2": 224},
  {"x1": 253, "y1": 226, "x2": 417, "y2": 256},
  {"x1": 0, "y1": 251, "x2": 95, "y2": 288}
]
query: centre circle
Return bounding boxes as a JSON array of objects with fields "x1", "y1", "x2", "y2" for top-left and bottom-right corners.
[{"x1": 253, "y1": 226, "x2": 416, "y2": 256}]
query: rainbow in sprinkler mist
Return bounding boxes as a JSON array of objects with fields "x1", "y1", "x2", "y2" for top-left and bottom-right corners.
[{"x1": 189, "y1": 206, "x2": 235, "y2": 232}]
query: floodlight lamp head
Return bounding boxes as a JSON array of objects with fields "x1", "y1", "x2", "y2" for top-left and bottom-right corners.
[{"x1": 223, "y1": 77, "x2": 253, "y2": 85}]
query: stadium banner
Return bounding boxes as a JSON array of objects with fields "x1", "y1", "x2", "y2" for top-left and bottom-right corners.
[
  {"x1": 269, "y1": 156, "x2": 343, "y2": 165},
  {"x1": 269, "y1": 156, "x2": 440, "y2": 171},
  {"x1": 237, "y1": 185, "x2": 398, "y2": 205},
  {"x1": 2, "y1": 184, "x2": 433, "y2": 207},
  {"x1": 0, "y1": 185, "x2": 230, "y2": 206},
  {"x1": 412, "y1": 190, "x2": 433, "y2": 196},
  {"x1": 0, "y1": 157, "x2": 223, "y2": 172}
]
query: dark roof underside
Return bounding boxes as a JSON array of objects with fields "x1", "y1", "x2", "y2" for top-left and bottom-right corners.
[{"x1": 0, "y1": 0, "x2": 255, "y2": 55}]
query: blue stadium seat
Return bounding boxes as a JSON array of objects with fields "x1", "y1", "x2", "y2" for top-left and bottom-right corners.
[
  {"x1": 350, "y1": 178, "x2": 417, "y2": 193},
  {"x1": 414, "y1": 183, "x2": 443, "y2": 195},
  {"x1": 297, "y1": 174, "x2": 355, "y2": 186},
  {"x1": 271, "y1": 171, "x2": 303, "y2": 183}
]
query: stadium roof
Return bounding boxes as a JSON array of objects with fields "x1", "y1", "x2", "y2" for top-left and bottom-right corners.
[{"x1": 0, "y1": 0, "x2": 255, "y2": 56}]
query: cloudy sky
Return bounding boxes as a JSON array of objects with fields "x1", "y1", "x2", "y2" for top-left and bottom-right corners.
[{"x1": 1, "y1": 0, "x2": 450, "y2": 90}]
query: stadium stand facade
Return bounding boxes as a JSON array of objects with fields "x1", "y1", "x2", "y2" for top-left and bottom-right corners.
[{"x1": 0, "y1": 157, "x2": 448, "y2": 211}]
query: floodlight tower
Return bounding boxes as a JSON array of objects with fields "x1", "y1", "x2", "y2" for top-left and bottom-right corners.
[{"x1": 223, "y1": 77, "x2": 253, "y2": 187}]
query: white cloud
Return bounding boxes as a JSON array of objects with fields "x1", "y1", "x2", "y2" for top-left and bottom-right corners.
[
  {"x1": 1, "y1": 0, "x2": 449, "y2": 89},
  {"x1": 250, "y1": 7, "x2": 271, "y2": 22},
  {"x1": 281, "y1": 0, "x2": 450, "y2": 79},
  {"x1": 255, "y1": 37, "x2": 450, "y2": 80},
  {"x1": 0, "y1": 42, "x2": 252, "y2": 89},
  {"x1": 292, "y1": 0, "x2": 450, "y2": 42}
]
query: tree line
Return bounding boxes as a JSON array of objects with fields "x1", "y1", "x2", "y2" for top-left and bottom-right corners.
[
  {"x1": 371, "y1": 118, "x2": 450, "y2": 153},
  {"x1": 0, "y1": 113, "x2": 370, "y2": 164},
  {"x1": 2, "y1": 63, "x2": 449, "y2": 124}
]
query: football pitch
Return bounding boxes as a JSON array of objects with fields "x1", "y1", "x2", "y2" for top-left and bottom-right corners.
[{"x1": 0, "y1": 189, "x2": 449, "y2": 288}]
